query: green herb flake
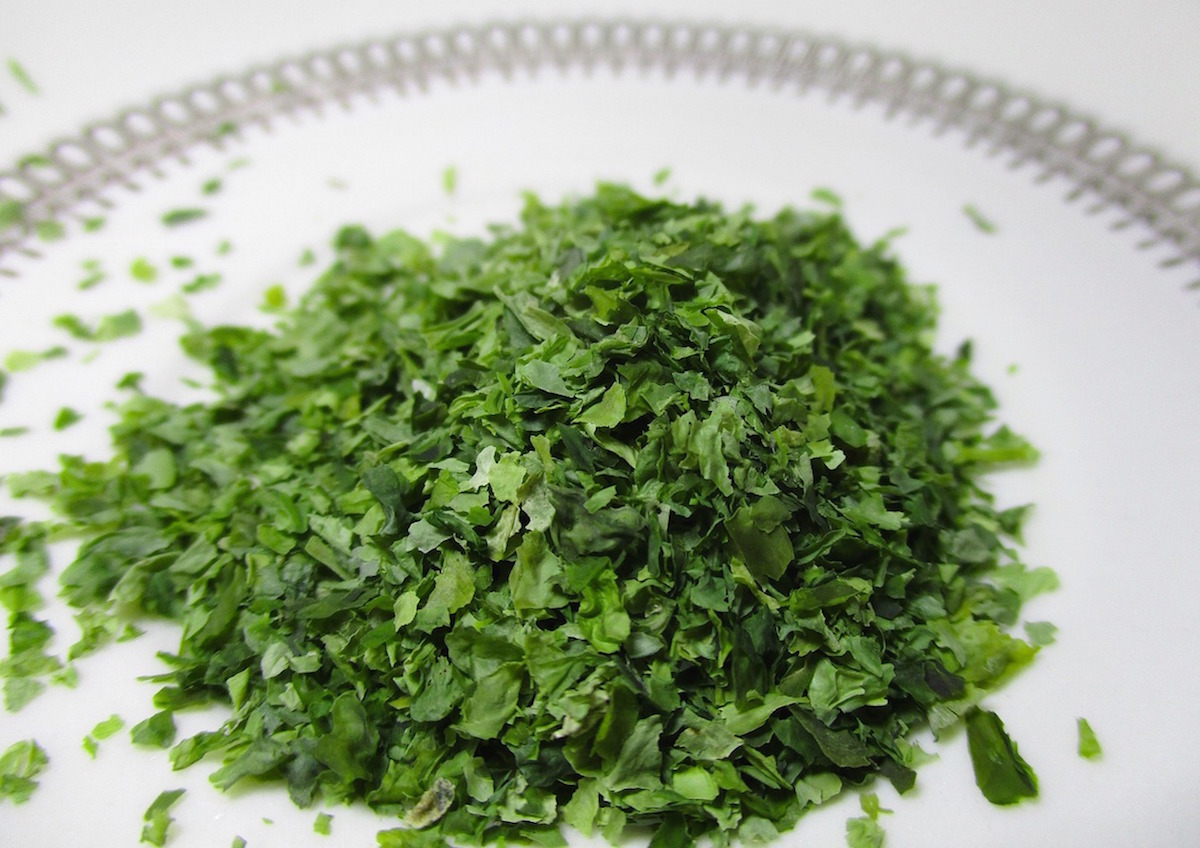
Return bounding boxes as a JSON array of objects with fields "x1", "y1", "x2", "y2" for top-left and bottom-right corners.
[
  {"x1": 966, "y1": 708, "x2": 1039, "y2": 804},
  {"x1": 201, "y1": 178, "x2": 223, "y2": 195},
  {"x1": 83, "y1": 713, "x2": 125, "y2": 757},
  {"x1": 259, "y1": 284, "x2": 288, "y2": 313},
  {"x1": 845, "y1": 817, "x2": 886, "y2": 848},
  {"x1": 171, "y1": 256, "x2": 195, "y2": 269},
  {"x1": 964, "y1": 203, "x2": 998, "y2": 234},
  {"x1": 140, "y1": 788, "x2": 186, "y2": 846},
  {"x1": 83, "y1": 216, "x2": 106, "y2": 232},
  {"x1": 0, "y1": 200, "x2": 24, "y2": 231},
  {"x1": 77, "y1": 268, "x2": 106, "y2": 290},
  {"x1": 1077, "y1": 717, "x2": 1102, "y2": 760},
  {"x1": 53, "y1": 407, "x2": 82, "y2": 430},
  {"x1": 130, "y1": 258, "x2": 159, "y2": 283},
  {"x1": 314, "y1": 811, "x2": 333, "y2": 835},
  {"x1": 0, "y1": 427, "x2": 30, "y2": 438},
  {"x1": 0, "y1": 184, "x2": 1051, "y2": 844},
  {"x1": 162, "y1": 208, "x2": 208, "y2": 227},
  {"x1": 4, "y1": 346, "x2": 67, "y2": 373},
  {"x1": 216, "y1": 239, "x2": 233, "y2": 256},
  {"x1": 8, "y1": 59, "x2": 38, "y2": 94},
  {"x1": 0, "y1": 739, "x2": 48, "y2": 803},
  {"x1": 298, "y1": 248, "x2": 316, "y2": 267},
  {"x1": 182, "y1": 273, "x2": 222, "y2": 295},
  {"x1": 56, "y1": 309, "x2": 142, "y2": 343},
  {"x1": 1023, "y1": 620, "x2": 1058, "y2": 646},
  {"x1": 652, "y1": 166, "x2": 672, "y2": 186},
  {"x1": 231, "y1": 838, "x2": 246, "y2": 848},
  {"x1": 130, "y1": 710, "x2": 177, "y2": 748},
  {"x1": 442, "y1": 165, "x2": 458, "y2": 195},
  {"x1": 811, "y1": 186, "x2": 843, "y2": 206},
  {"x1": 35, "y1": 220, "x2": 65, "y2": 242}
]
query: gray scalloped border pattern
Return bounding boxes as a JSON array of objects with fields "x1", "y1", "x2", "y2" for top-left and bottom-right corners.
[{"x1": 2, "y1": 18, "x2": 1198, "y2": 281}]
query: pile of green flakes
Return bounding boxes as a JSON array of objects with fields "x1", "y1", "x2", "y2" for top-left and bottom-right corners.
[{"x1": 1, "y1": 184, "x2": 1054, "y2": 845}]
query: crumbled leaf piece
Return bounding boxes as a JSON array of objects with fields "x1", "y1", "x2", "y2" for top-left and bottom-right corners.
[
  {"x1": 298, "y1": 248, "x2": 316, "y2": 266},
  {"x1": 83, "y1": 216, "x2": 106, "y2": 232},
  {"x1": 116, "y1": 371, "x2": 145, "y2": 391},
  {"x1": 97, "y1": 309, "x2": 143, "y2": 341},
  {"x1": 83, "y1": 713, "x2": 125, "y2": 757},
  {"x1": 231, "y1": 838, "x2": 246, "y2": 848},
  {"x1": 141, "y1": 788, "x2": 186, "y2": 845},
  {"x1": 53, "y1": 407, "x2": 82, "y2": 430},
  {"x1": 1077, "y1": 718, "x2": 1102, "y2": 760},
  {"x1": 216, "y1": 239, "x2": 232, "y2": 255},
  {"x1": 0, "y1": 427, "x2": 29, "y2": 438},
  {"x1": 314, "y1": 811, "x2": 333, "y2": 835},
  {"x1": 8, "y1": 59, "x2": 38, "y2": 94},
  {"x1": 846, "y1": 817, "x2": 886, "y2": 848},
  {"x1": 35, "y1": 220, "x2": 65, "y2": 242},
  {"x1": 3, "y1": 347, "x2": 65, "y2": 374},
  {"x1": 0, "y1": 739, "x2": 48, "y2": 803},
  {"x1": 182, "y1": 273, "x2": 222, "y2": 295},
  {"x1": 442, "y1": 165, "x2": 457, "y2": 195},
  {"x1": 964, "y1": 203, "x2": 998, "y2": 233},
  {"x1": 77, "y1": 267, "x2": 106, "y2": 289},
  {"x1": 1023, "y1": 621, "x2": 1058, "y2": 646},
  {"x1": 131, "y1": 257, "x2": 158, "y2": 283},
  {"x1": 202, "y1": 178, "x2": 222, "y2": 195},
  {"x1": 130, "y1": 710, "x2": 177, "y2": 748},
  {"x1": 652, "y1": 166, "x2": 671, "y2": 185},
  {"x1": 0, "y1": 200, "x2": 24, "y2": 231},
  {"x1": 162, "y1": 208, "x2": 208, "y2": 227},
  {"x1": 811, "y1": 186, "x2": 842, "y2": 206},
  {"x1": 52, "y1": 314, "x2": 93, "y2": 340},
  {"x1": 404, "y1": 778, "x2": 455, "y2": 829},
  {"x1": 259, "y1": 284, "x2": 288, "y2": 313},
  {"x1": 966, "y1": 708, "x2": 1039, "y2": 804}
]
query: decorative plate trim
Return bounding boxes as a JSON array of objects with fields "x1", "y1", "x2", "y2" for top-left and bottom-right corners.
[{"x1": 2, "y1": 18, "x2": 1198, "y2": 278}]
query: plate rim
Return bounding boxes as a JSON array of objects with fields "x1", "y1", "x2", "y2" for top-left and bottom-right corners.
[{"x1": 0, "y1": 17, "x2": 1197, "y2": 280}]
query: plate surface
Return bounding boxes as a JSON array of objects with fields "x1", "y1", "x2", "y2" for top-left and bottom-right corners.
[{"x1": 2, "y1": 20, "x2": 1200, "y2": 848}]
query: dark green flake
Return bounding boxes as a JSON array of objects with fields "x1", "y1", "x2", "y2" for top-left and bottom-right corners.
[
  {"x1": 966, "y1": 708, "x2": 1039, "y2": 804},
  {"x1": 1, "y1": 185, "x2": 1049, "y2": 844},
  {"x1": 130, "y1": 710, "x2": 177, "y2": 748}
]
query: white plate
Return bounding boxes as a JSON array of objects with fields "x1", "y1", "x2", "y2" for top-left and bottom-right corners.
[{"x1": 2, "y1": 21, "x2": 1200, "y2": 848}]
